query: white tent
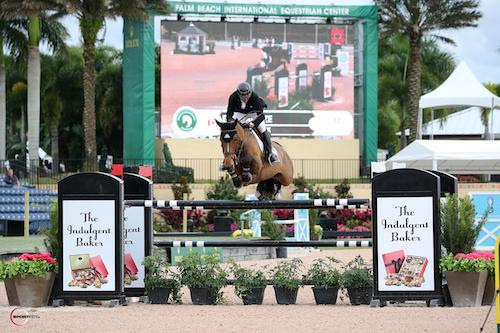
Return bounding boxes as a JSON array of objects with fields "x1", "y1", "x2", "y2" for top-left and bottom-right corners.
[
  {"x1": 386, "y1": 140, "x2": 500, "y2": 174},
  {"x1": 419, "y1": 61, "x2": 500, "y2": 109},
  {"x1": 418, "y1": 61, "x2": 500, "y2": 138}
]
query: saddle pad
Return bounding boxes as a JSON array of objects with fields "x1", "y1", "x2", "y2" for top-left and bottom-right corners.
[{"x1": 251, "y1": 130, "x2": 278, "y2": 156}]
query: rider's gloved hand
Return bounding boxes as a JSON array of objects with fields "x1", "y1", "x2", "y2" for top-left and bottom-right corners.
[{"x1": 244, "y1": 118, "x2": 254, "y2": 128}]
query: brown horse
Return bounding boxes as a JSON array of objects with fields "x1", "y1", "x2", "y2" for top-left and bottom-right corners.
[{"x1": 216, "y1": 120, "x2": 293, "y2": 200}]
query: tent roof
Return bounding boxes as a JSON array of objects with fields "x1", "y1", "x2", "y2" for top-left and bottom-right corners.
[
  {"x1": 178, "y1": 23, "x2": 207, "y2": 36},
  {"x1": 386, "y1": 140, "x2": 500, "y2": 174},
  {"x1": 419, "y1": 61, "x2": 500, "y2": 109}
]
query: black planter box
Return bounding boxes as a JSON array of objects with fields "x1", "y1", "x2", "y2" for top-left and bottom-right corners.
[
  {"x1": 273, "y1": 286, "x2": 298, "y2": 305},
  {"x1": 148, "y1": 287, "x2": 171, "y2": 304},
  {"x1": 312, "y1": 287, "x2": 339, "y2": 305},
  {"x1": 347, "y1": 286, "x2": 372, "y2": 305},
  {"x1": 213, "y1": 216, "x2": 233, "y2": 232},
  {"x1": 190, "y1": 287, "x2": 217, "y2": 305},
  {"x1": 242, "y1": 286, "x2": 266, "y2": 305}
]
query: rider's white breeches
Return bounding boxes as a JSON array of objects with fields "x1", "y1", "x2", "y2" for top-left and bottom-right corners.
[{"x1": 233, "y1": 112, "x2": 267, "y2": 133}]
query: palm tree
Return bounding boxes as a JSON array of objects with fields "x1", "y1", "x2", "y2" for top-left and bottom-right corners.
[
  {"x1": 61, "y1": 0, "x2": 168, "y2": 169},
  {"x1": 0, "y1": 1, "x2": 67, "y2": 167},
  {"x1": 42, "y1": 92, "x2": 63, "y2": 174},
  {"x1": 379, "y1": 34, "x2": 454, "y2": 148},
  {"x1": 376, "y1": 0, "x2": 481, "y2": 142},
  {"x1": 0, "y1": 19, "x2": 27, "y2": 161}
]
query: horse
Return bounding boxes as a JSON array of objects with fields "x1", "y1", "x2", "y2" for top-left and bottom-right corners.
[{"x1": 216, "y1": 120, "x2": 294, "y2": 200}]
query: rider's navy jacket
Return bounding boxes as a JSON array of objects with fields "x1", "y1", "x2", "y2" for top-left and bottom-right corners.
[{"x1": 226, "y1": 91, "x2": 267, "y2": 120}]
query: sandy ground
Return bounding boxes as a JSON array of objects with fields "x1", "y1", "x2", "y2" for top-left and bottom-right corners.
[{"x1": 0, "y1": 248, "x2": 496, "y2": 333}]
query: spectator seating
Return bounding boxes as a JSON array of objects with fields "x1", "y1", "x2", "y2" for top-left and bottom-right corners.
[{"x1": 0, "y1": 174, "x2": 56, "y2": 236}]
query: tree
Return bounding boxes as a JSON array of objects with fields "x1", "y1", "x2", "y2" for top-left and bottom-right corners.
[
  {"x1": 0, "y1": 19, "x2": 27, "y2": 161},
  {"x1": 378, "y1": 34, "x2": 454, "y2": 150},
  {"x1": 42, "y1": 92, "x2": 62, "y2": 174},
  {"x1": 61, "y1": 0, "x2": 169, "y2": 169},
  {"x1": 376, "y1": 0, "x2": 481, "y2": 142},
  {"x1": 0, "y1": 2, "x2": 67, "y2": 166}
]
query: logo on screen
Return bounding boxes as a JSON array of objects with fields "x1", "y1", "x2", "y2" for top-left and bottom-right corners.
[{"x1": 175, "y1": 107, "x2": 197, "y2": 131}]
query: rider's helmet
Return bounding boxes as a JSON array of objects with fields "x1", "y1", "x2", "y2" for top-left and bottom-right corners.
[{"x1": 236, "y1": 82, "x2": 252, "y2": 98}]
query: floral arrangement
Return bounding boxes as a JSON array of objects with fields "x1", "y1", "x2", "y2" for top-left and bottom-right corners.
[
  {"x1": 0, "y1": 252, "x2": 58, "y2": 279},
  {"x1": 440, "y1": 251, "x2": 494, "y2": 273},
  {"x1": 313, "y1": 225, "x2": 323, "y2": 236},
  {"x1": 232, "y1": 229, "x2": 254, "y2": 238}
]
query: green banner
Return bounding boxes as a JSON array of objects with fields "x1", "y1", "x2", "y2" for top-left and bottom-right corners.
[
  {"x1": 170, "y1": 247, "x2": 224, "y2": 265},
  {"x1": 123, "y1": 17, "x2": 155, "y2": 165},
  {"x1": 363, "y1": 19, "x2": 378, "y2": 165},
  {"x1": 169, "y1": 1, "x2": 377, "y2": 19}
]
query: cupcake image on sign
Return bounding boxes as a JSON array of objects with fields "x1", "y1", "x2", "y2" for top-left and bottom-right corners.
[
  {"x1": 124, "y1": 253, "x2": 139, "y2": 285},
  {"x1": 68, "y1": 254, "x2": 109, "y2": 288}
]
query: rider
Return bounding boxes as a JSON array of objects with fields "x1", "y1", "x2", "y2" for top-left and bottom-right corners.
[{"x1": 226, "y1": 82, "x2": 279, "y2": 164}]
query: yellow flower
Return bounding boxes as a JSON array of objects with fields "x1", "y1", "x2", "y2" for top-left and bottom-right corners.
[{"x1": 232, "y1": 229, "x2": 254, "y2": 238}]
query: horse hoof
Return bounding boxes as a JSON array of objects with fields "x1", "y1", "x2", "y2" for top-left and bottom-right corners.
[
  {"x1": 233, "y1": 178, "x2": 242, "y2": 188},
  {"x1": 241, "y1": 173, "x2": 252, "y2": 183}
]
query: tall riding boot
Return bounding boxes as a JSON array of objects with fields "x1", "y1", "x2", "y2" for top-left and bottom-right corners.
[{"x1": 262, "y1": 130, "x2": 279, "y2": 164}]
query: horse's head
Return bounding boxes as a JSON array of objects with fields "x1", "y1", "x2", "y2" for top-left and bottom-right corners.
[{"x1": 216, "y1": 120, "x2": 244, "y2": 171}]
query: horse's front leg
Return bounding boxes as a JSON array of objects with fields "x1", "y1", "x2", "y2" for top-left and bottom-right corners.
[
  {"x1": 240, "y1": 156, "x2": 255, "y2": 184},
  {"x1": 225, "y1": 166, "x2": 242, "y2": 188}
]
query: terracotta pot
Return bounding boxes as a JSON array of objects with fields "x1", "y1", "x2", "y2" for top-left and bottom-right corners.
[
  {"x1": 4, "y1": 278, "x2": 20, "y2": 306},
  {"x1": 14, "y1": 272, "x2": 55, "y2": 307},
  {"x1": 445, "y1": 271, "x2": 487, "y2": 307}
]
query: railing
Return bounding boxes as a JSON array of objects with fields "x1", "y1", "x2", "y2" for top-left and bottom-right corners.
[{"x1": 1, "y1": 158, "x2": 370, "y2": 192}]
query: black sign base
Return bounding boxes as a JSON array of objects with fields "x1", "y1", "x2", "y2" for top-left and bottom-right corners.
[{"x1": 52, "y1": 295, "x2": 127, "y2": 307}]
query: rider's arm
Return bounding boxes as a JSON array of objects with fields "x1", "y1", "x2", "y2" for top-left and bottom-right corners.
[{"x1": 227, "y1": 93, "x2": 236, "y2": 121}]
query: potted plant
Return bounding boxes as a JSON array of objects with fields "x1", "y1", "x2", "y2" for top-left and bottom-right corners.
[
  {"x1": 305, "y1": 257, "x2": 341, "y2": 304},
  {"x1": 230, "y1": 262, "x2": 267, "y2": 305},
  {"x1": 0, "y1": 252, "x2": 57, "y2": 307},
  {"x1": 439, "y1": 251, "x2": 494, "y2": 307},
  {"x1": 143, "y1": 252, "x2": 181, "y2": 304},
  {"x1": 270, "y1": 258, "x2": 303, "y2": 304},
  {"x1": 311, "y1": 225, "x2": 323, "y2": 241},
  {"x1": 260, "y1": 210, "x2": 287, "y2": 258},
  {"x1": 178, "y1": 252, "x2": 228, "y2": 305},
  {"x1": 341, "y1": 256, "x2": 373, "y2": 305},
  {"x1": 440, "y1": 194, "x2": 490, "y2": 306}
]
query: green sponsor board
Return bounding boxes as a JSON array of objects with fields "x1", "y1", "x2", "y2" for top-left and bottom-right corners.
[
  {"x1": 170, "y1": 247, "x2": 224, "y2": 265},
  {"x1": 169, "y1": 1, "x2": 377, "y2": 19}
]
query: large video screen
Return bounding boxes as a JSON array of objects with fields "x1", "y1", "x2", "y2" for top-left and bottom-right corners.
[{"x1": 160, "y1": 20, "x2": 355, "y2": 139}]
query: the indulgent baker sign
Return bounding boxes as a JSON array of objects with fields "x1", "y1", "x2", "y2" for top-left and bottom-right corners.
[
  {"x1": 123, "y1": 207, "x2": 145, "y2": 288},
  {"x1": 62, "y1": 200, "x2": 116, "y2": 291},
  {"x1": 376, "y1": 197, "x2": 435, "y2": 291}
]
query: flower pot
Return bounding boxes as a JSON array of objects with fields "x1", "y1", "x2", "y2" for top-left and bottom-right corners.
[
  {"x1": 347, "y1": 286, "x2": 372, "y2": 305},
  {"x1": 276, "y1": 247, "x2": 288, "y2": 258},
  {"x1": 190, "y1": 287, "x2": 217, "y2": 305},
  {"x1": 14, "y1": 272, "x2": 55, "y2": 307},
  {"x1": 4, "y1": 278, "x2": 20, "y2": 306},
  {"x1": 148, "y1": 287, "x2": 171, "y2": 304},
  {"x1": 445, "y1": 271, "x2": 488, "y2": 307},
  {"x1": 312, "y1": 287, "x2": 339, "y2": 305},
  {"x1": 242, "y1": 286, "x2": 266, "y2": 305},
  {"x1": 273, "y1": 286, "x2": 298, "y2": 305},
  {"x1": 482, "y1": 274, "x2": 495, "y2": 306}
]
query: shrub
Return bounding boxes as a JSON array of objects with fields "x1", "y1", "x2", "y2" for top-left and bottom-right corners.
[
  {"x1": 341, "y1": 256, "x2": 373, "y2": 289},
  {"x1": 142, "y1": 252, "x2": 181, "y2": 303},
  {"x1": 260, "y1": 210, "x2": 285, "y2": 240},
  {"x1": 206, "y1": 175, "x2": 243, "y2": 200},
  {"x1": 305, "y1": 257, "x2": 341, "y2": 288},
  {"x1": 177, "y1": 252, "x2": 228, "y2": 304},
  {"x1": 270, "y1": 258, "x2": 304, "y2": 289},
  {"x1": 230, "y1": 263, "x2": 267, "y2": 299},
  {"x1": 441, "y1": 194, "x2": 487, "y2": 254},
  {"x1": 335, "y1": 179, "x2": 353, "y2": 198},
  {"x1": 170, "y1": 175, "x2": 192, "y2": 200}
]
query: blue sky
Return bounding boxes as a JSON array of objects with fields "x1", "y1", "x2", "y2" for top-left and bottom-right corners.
[{"x1": 58, "y1": 1, "x2": 500, "y2": 84}]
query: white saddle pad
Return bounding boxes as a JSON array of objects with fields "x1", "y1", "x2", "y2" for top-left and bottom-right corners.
[{"x1": 252, "y1": 131, "x2": 278, "y2": 157}]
